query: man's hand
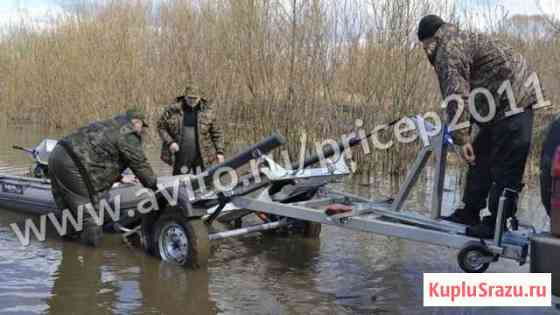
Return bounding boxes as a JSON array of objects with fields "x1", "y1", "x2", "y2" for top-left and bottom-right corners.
[
  {"x1": 169, "y1": 142, "x2": 180, "y2": 153},
  {"x1": 217, "y1": 154, "x2": 225, "y2": 164},
  {"x1": 121, "y1": 174, "x2": 139, "y2": 184},
  {"x1": 462, "y1": 143, "x2": 476, "y2": 164}
]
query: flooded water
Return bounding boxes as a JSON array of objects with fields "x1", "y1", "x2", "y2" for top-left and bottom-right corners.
[{"x1": 0, "y1": 122, "x2": 557, "y2": 315}]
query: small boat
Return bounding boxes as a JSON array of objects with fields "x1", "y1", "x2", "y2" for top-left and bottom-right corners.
[
  {"x1": 0, "y1": 139, "x2": 170, "y2": 228},
  {"x1": 0, "y1": 137, "x2": 300, "y2": 229},
  {"x1": 0, "y1": 172, "x2": 175, "y2": 229},
  {"x1": 1, "y1": 139, "x2": 59, "y2": 215}
]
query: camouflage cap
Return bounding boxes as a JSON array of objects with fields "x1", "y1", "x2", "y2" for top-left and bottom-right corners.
[
  {"x1": 183, "y1": 84, "x2": 204, "y2": 97},
  {"x1": 177, "y1": 84, "x2": 206, "y2": 105},
  {"x1": 126, "y1": 107, "x2": 149, "y2": 127}
]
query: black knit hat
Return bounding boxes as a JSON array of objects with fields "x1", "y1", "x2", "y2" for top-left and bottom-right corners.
[{"x1": 418, "y1": 15, "x2": 445, "y2": 41}]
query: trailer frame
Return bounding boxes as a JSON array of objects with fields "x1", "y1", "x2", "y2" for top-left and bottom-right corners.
[{"x1": 203, "y1": 120, "x2": 533, "y2": 272}]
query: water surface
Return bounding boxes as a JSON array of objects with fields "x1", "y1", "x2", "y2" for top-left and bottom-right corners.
[{"x1": 0, "y1": 123, "x2": 556, "y2": 315}]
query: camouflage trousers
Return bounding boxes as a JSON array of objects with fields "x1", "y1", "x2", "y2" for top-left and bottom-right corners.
[
  {"x1": 49, "y1": 144, "x2": 91, "y2": 216},
  {"x1": 49, "y1": 144, "x2": 105, "y2": 245}
]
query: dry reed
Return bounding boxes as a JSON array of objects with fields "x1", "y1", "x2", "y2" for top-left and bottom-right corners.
[{"x1": 0, "y1": 0, "x2": 558, "y2": 193}]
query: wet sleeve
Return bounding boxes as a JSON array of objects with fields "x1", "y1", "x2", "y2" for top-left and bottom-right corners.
[
  {"x1": 434, "y1": 40, "x2": 472, "y2": 145},
  {"x1": 157, "y1": 108, "x2": 175, "y2": 145},
  {"x1": 119, "y1": 134, "x2": 158, "y2": 190}
]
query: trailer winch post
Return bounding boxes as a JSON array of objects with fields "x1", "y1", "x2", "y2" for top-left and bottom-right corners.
[
  {"x1": 430, "y1": 127, "x2": 447, "y2": 219},
  {"x1": 391, "y1": 146, "x2": 432, "y2": 212},
  {"x1": 391, "y1": 119, "x2": 449, "y2": 218},
  {"x1": 494, "y1": 188, "x2": 519, "y2": 247}
]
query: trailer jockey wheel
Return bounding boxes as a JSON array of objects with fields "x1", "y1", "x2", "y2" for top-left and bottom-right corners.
[
  {"x1": 152, "y1": 211, "x2": 210, "y2": 269},
  {"x1": 457, "y1": 242, "x2": 494, "y2": 273}
]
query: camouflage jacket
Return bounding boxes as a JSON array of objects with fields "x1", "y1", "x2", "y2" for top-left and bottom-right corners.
[
  {"x1": 157, "y1": 100, "x2": 225, "y2": 168},
  {"x1": 60, "y1": 114, "x2": 157, "y2": 198},
  {"x1": 431, "y1": 24, "x2": 538, "y2": 145}
]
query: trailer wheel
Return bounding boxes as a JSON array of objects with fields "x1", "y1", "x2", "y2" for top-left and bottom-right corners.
[
  {"x1": 140, "y1": 213, "x2": 158, "y2": 256},
  {"x1": 153, "y1": 213, "x2": 209, "y2": 269},
  {"x1": 458, "y1": 242, "x2": 493, "y2": 273}
]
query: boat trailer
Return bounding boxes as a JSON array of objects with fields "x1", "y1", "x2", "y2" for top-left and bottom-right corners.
[
  {"x1": 129, "y1": 123, "x2": 536, "y2": 274},
  {"x1": 0, "y1": 124, "x2": 549, "y2": 275}
]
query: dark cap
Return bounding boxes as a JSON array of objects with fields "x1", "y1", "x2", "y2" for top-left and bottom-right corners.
[
  {"x1": 418, "y1": 15, "x2": 445, "y2": 41},
  {"x1": 126, "y1": 107, "x2": 149, "y2": 128}
]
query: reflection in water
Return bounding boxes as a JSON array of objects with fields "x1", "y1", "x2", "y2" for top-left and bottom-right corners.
[
  {"x1": 46, "y1": 237, "x2": 216, "y2": 315},
  {"x1": 139, "y1": 261, "x2": 215, "y2": 314},
  {"x1": 0, "y1": 210, "x2": 60, "y2": 315},
  {"x1": 0, "y1": 123, "x2": 556, "y2": 315},
  {"x1": 47, "y1": 242, "x2": 115, "y2": 314}
]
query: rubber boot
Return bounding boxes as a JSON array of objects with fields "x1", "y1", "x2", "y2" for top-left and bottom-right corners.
[
  {"x1": 470, "y1": 186, "x2": 520, "y2": 239},
  {"x1": 80, "y1": 218, "x2": 104, "y2": 247},
  {"x1": 441, "y1": 208, "x2": 481, "y2": 226}
]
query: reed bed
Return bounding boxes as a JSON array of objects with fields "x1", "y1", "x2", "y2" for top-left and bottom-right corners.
[{"x1": 0, "y1": 0, "x2": 558, "y2": 193}]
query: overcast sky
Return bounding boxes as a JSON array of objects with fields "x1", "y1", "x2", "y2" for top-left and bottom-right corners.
[
  {"x1": 457, "y1": 0, "x2": 560, "y2": 17},
  {"x1": 1, "y1": 0, "x2": 559, "y2": 28}
]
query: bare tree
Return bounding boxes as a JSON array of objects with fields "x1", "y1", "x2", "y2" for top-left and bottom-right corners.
[{"x1": 536, "y1": 0, "x2": 560, "y2": 34}]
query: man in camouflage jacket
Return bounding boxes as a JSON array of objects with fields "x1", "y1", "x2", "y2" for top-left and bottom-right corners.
[
  {"x1": 49, "y1": 109, "x2": 158, "y2": 246},
  {"x1": 157, "y1": 85, "x2": 225, "y2": 175},
  {"x1": 418, "y1": 15, "x2": 541, "y2": 238}
]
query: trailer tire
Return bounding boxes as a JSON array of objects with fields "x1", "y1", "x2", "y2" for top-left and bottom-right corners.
[
  {"x1": 458, "y1": 242, "x2": 493, "y2": 273},
  {"x1": 141, "y1": 213, "x2": 159, "y2": 256},
  {"x1": 153, "y1": 213, "x2": 209, "y2": 269}
]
